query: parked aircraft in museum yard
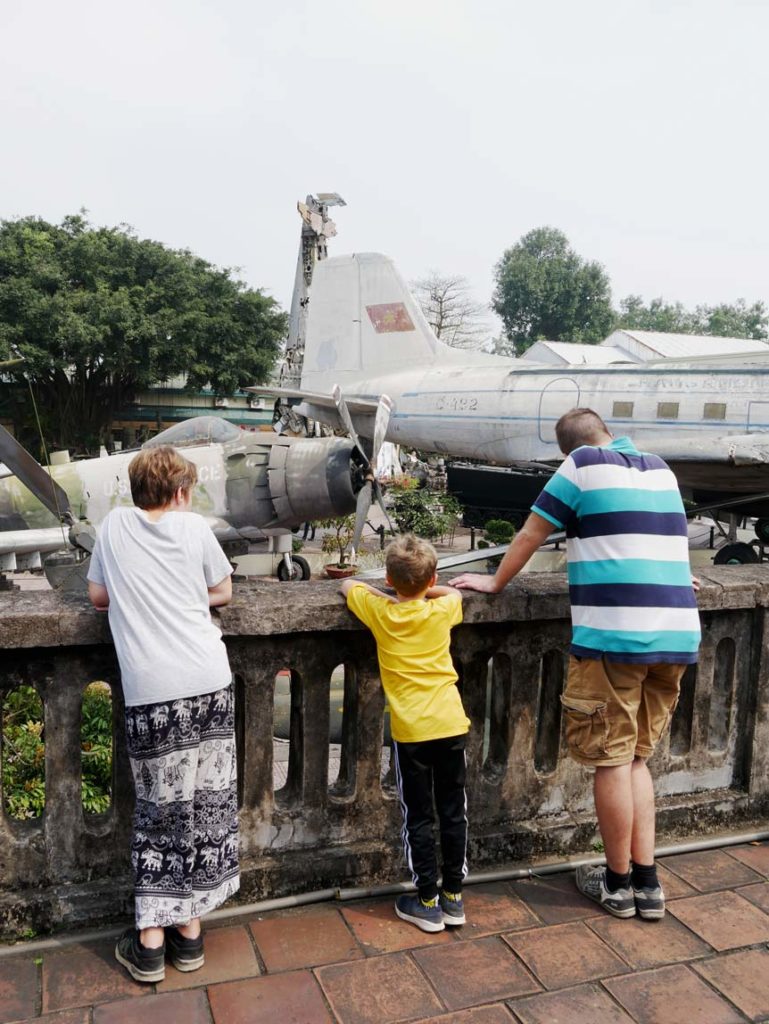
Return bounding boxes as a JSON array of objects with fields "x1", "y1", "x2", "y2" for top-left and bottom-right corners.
[
  {"x1": 254, "y1": 206, "x2": 769, "y2": 563},
  {"x1": 2, "y1": 193, "x2": 769, "y2": 581},
  {"x1": 0, "y1": 195, "x2": 384, "y2": 586},
  {"x1": 0, "y1": 414, "x2": 377, "y2": 585}
]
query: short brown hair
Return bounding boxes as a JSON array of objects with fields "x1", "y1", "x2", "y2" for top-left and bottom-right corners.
[
  {"x1": 555, "y1": 408, "x2": 611, "y2": 455},
  {"x1": 385, "y1": 534, "x2": 437, "y2": 597},
  {"x1": 128, "y1": 446, "x2": 198, "y2": 510}
]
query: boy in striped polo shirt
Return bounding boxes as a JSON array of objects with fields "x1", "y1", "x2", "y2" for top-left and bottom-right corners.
[{"x1": 451, "y1": 408, "x2": 700, "y2": 920}]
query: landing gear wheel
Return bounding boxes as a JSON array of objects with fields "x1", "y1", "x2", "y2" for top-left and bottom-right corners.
[
  {"x1": 277, "y1": 555, "x2": 312, "y2": 581},
  {"x1": 713, "y1": 542, "x2": 759, "y2": 565},
  {"x1": 754, "y1": 517, "x2": 769, "y2": 543}
]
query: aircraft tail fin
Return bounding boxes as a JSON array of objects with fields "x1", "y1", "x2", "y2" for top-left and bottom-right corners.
[{"x1": 300, "y1": 253, "x2": 473, "y2": 393}]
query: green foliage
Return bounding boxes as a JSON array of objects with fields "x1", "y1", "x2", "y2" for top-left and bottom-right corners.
[
  {"x1": 492, "y1": 227, "x2": 615, "y2": 355},
  {"x1": 483, "y1": 519, "x2": 516, "y2": 545},
  {"x1": 80, "y1": 683, "x2": 113, "y2": 814},
  {"x1": 2, "y1": 682, "x2": 112, "y2": 819},
  {"x1": 392, "y1": 489, "x2": 461, "y2": 541},
  {"x1": 0, "y1": 213, "x2": 287, "y2": 453},
  {"x1": 2, "y1": 687, "x2": 46, "y2": 820},
  {"x1": 319, "y1": 514, "x2": 358, "y2": 566},
  {"x1": 618, "y1": 295, "x2": 768, "y2": 340}
]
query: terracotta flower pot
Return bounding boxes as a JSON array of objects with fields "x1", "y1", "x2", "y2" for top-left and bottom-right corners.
[{"x1": 324, "y1": 564, "x2": 358, "y2": 580}]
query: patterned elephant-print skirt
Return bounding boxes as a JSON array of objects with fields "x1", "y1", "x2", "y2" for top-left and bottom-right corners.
[{"x1": 125, "y1": 683, "x2": 240, "y2": 930}]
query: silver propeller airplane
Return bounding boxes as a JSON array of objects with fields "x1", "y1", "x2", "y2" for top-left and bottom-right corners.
[{"x1": 254, "y1": 237, "x2": 769, "y2": 556}]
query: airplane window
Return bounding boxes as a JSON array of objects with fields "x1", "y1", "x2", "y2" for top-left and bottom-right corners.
[
  {"x1": 657, "y1": 402, "x2": 679, "y2": 420},
  {"x1": 703, "y1": 403, "x2": 726, "y2": 420},
  {"x1": 612, "y1": 401, "x2": 634, "y2": 418},
  {"x1": 142, "y1": 416, "x2": 241, "y2": 449}
]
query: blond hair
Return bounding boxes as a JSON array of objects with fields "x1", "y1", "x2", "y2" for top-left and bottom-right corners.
[
  {"x1": 128, "y1": 446, "x2": 198, "y2": 510},
  {"x1": 385, "y1": 534, "x2": 437, "y2": 597},
  {"x1": 555, "y1": 408, "x2": 611, "y2": 455}
]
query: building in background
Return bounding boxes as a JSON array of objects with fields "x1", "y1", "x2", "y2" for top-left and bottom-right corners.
[{"x1": 601, "y1": 329, "x2": 769, "y2": 362}]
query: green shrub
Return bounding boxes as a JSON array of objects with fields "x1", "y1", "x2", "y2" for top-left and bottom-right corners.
[
  {"x1": 483, "y1": 519, "x2": 516, "y2": 545},
  {"x1": 392, "y1": 490, "x2": 461, "y2": 541},
  {"x1": 2, "y1": 683, "x2": 112, "y2": 819}
]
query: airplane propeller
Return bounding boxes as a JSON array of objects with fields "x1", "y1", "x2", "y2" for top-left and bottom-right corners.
[{"x1": 332, "y1": 386, "x2": 394, "y2": 561}]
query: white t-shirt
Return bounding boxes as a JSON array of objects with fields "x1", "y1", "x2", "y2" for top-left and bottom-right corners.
[{"x1": 87, "y1": 507, "x2": 234, "y2": 706}]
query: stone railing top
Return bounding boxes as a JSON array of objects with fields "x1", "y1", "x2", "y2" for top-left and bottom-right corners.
[{"x1": 0, "y1": 566, "x2": 767, "y2": 649}]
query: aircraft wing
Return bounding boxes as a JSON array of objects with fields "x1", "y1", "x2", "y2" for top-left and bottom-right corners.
[
  {"x1": 647, "y1": 433, "x2": 769, "y2": 465},
  {"x1": 246, "y1": 386, "x2": 380, "y2": 417},
  {"x1": 640, "y1": 432, "x2": 769, "y2": 494},
  {"x1": 0, "y1": 526, "x2": 71, "y2": 557}
]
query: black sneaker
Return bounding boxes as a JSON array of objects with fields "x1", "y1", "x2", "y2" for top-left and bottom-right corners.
[
  {"x1": 575, "y1": 865, "x2": 636, "y2": 919},
  {"x1": 166, "y1": 926, "x2": 205, "y2": 972},
  {"x1": 633, "y1": 883, "x2": 666, "y2": 920},
  {"x1": 114, "y1": 928, "x2": 165, "y2": 983},
  {"x1": 439, "y1": 890, "x2": 466, "y2": 926}
]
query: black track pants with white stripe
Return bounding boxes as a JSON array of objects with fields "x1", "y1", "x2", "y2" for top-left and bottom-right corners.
[{"x1": 393, "y1": 734, "x2": 468, "y2": 901}]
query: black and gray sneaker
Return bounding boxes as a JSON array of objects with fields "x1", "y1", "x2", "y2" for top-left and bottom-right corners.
[
  {"x1": 114, "y1": 928, "x2": 166, "y2": 983},
  {"x1": 633, "y1": 883, "x2": 666, "y2": 920},
  {"x1": 575, "y1": 865, "x2": 636, "y2": 919},
  {"x1": 166, "y1": 926, "x2": 205, "y2": 972},
  {"x1": 439, "y1": 890, "x2": 466, "y2": 926}
]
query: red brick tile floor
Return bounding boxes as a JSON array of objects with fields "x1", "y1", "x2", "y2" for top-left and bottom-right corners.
[{"x1": 1, "y1": 842, "x2": 768, "y2": 1024}]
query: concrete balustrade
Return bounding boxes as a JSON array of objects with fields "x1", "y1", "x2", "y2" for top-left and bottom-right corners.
[{"x1": 1, "y1": 567, "x2": 768, "y2": 937}]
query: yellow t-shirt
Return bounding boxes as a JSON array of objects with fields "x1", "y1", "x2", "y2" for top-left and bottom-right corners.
[{"x1": 346, "y1": 584, "x2": 469, "y2": 743}]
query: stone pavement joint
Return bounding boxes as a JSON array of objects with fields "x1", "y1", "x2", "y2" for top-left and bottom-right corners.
[{"x1": 0, "y1": 842, "x2": 767, "y2": 1023}]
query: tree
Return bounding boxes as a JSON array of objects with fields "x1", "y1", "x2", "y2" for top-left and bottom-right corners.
[
  {"x1": 411, "y1": 272, "x2": 489, "y2": 349},
  {"x1": 618, "y1": 295, "x2": 767, "y2": 339},
  {"x1": 0, "y1": 214, "x2": 287, "y2": 453},
  {"x1": 617, "y1": 295, "x2": 692, "y2": 333},
  {"x1": 692, "y1": 299, "x2": 767, "y2": 340},
  {"x1": 492, "y1": 227, "x2": 615, "y2": 355}
]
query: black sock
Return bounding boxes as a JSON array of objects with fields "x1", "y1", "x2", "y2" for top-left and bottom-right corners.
[
  {"x1": 605, "y1": 867, "x2": 631, "y2": 893},
  {"x1": 631, "y1": 862, "x2": 658, "y2": 889}
]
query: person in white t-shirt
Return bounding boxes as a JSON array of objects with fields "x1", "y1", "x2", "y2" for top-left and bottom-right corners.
[{"x1": 87, "y1": 445, "x2": 238, "y2": 984}]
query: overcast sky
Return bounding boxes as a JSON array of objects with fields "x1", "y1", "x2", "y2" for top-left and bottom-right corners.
[{"x1": 2, "y1": 0, "x2": 767, "y2": 334}]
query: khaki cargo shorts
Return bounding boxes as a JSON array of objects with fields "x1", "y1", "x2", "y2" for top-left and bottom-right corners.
[{"x1": 561, "y1": 656, "x2": 686, "y2": 767}]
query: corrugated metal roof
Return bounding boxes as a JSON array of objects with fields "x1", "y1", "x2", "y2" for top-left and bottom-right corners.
[
  {"x1": 520, "y1": 341, "x2": 633, "y2": 365},
  {"x1": 606, "y1": 330, "x2": 769, "y2": 359}
]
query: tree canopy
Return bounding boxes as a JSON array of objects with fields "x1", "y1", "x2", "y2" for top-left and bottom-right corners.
[
  {"x1": 618, "y1": 295, "x2": 768, "y2": 339},
  {"x1": 411, "y1": 272, "x2": 489, "y2": 349},
  {"x1": 0, "y1": 214, "x2": 286, "y2": 452},
  {"x1": 492, "y1": 227, "x2": 615, "y2": 355}
]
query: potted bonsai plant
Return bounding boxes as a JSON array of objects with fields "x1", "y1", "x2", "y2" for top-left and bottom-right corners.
[{"x1": 319, "y1": 514, "x2": 361, "y2": 579}]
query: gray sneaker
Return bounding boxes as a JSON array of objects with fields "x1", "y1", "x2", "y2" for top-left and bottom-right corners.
[
  {"x1": 575, "y1": 865, "x2": 636, "y2": 918},
  {"x1": 439, "y1": 890, "x2": 466, "y2": 926},
  {"x1": 395, "y1": 894, "x2": 445, "y2": 933},
  {"x1": 633, "y1": 883, "x2": 666, "y2": 920}
]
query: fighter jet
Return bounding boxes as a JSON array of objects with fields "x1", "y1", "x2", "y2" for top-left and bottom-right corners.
[
  {"x1": 0, "y1": 414, "x2": 380, "y2": 583},
  {"x1": 253, "y1": 239, "x2": 769, "y2": 563}
]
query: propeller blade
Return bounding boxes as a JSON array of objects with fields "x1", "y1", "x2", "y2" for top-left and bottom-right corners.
[
  {"x1": 373, "y1": 479, "x2": 395, "y2": 535},
  {"x1": 0, "y1": 424, "x2": 73, "y2": 522},
  {"x1": 372, "y1": 394, "x2": 393, "y2": 471},
  {"x1": 350, "y1": 480, "x2": 372, "y2": 563},
  {"x1": 333, "y1": 384, "x2": 369, "y2": 468}
]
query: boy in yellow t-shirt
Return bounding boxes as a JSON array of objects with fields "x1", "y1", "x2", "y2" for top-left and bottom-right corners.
[{"x1": 340, "y1": 534, "x2": 469, "y2": 933}]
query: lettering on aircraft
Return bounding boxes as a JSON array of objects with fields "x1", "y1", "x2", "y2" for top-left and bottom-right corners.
[
  {"x1": 197, "y1": 465, "x2": 222, "y2": 483},
  {"x1": 366, "y1": 303, "x2": 415, "y2": 333},
  {"x1": 435, "y1": 395, "x2": 479, "y2": 412}
]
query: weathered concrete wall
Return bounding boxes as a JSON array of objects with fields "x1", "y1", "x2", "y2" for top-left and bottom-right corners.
[{"x1": 0, "y1": 567, "x2": 768, "y2": 937}]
